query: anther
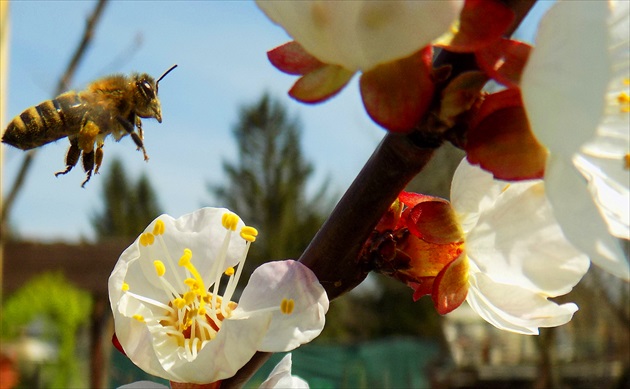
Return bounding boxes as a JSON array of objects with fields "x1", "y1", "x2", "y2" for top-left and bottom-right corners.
[
  {"x1": 225, "y1": 267, "x2": 235, "y2": 276},
  {"x1": 154, "y1": 260, "x2": 166, "y2": 277},
  {"x1": 240, "y1": 226, "x2": 258, "y2": 242},
  {"x1": 184, "y1": 291, "x2": 196, "y2": 305},
  {"x1": 173, "y1": 297, "x2": 186, "y2": 309},
  {"x1": 133, "y1": 314, "x2": 145, "y2": 323},
  {"x1": 140, "y1": 232, "x2": 155, "y2": 246},
  {"x1": 179, "y1": 248, "x2": 193, "y2": 267},
  {"x1": 153, "y1": 219, "x2": 165, "y2": 235},
  {"x1": 122, "y1": 282, "x2": 130, "y2": 291},
  {"x1": 222, "y1": 213, "x2": 239, "y2": 231},
  {"x1": 280, "y1": 298, "x2": 295, "y2": 315}
]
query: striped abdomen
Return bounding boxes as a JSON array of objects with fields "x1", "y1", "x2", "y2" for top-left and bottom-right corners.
[{"x1": 2, "y1": 91, "x2": 86, "y2": 150}]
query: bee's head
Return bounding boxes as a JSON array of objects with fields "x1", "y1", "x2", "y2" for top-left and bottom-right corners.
[{"x1": 133, "y1": 65, "x2": 177, "y2": 123}]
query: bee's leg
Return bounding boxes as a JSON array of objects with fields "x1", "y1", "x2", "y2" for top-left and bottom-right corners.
[
  {"x1": 81, "y1": 150, "x2": 95, "y2": 188},
  {"x1": 135, "y1": 116, "x2": 144, "y2": 141},
  {"x1": 94, "y1": 142, "x2": 104, "y2": 175},
  {"x1": 135, "y1": 118, "x2": 149, "y2": 161},
  {"x1": 117, "y1": 115, "x2": 149, "y2": 161},
  {"x1": 55, "y1": 136, "x2": 81, "y2": 177},
  {"x1": 75, "y1": 117, "x2": 100, "y2": 187}
]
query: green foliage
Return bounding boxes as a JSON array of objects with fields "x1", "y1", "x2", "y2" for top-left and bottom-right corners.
[
  {"x1": 209, "y1": 92, "x2": 333, "y2": 265},
  {"x1": 91, "y1": 157, "x2": 162, "y2": 240},
  {"x1": 1, "y1": 272, "x2": 93, "y2": 388}
]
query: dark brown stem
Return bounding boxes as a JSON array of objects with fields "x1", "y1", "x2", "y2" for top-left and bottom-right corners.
[
  {"x1": 300, "y1": 133, "x2": 440, "y2": 298},
  {"x1": 0, "y1": 0, "x2": 108, "y2": 233}
]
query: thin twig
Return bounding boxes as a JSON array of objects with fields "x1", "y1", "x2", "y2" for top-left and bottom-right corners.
[{"x1": 0, "y1": 0, "x2": 108, "y2": 233}]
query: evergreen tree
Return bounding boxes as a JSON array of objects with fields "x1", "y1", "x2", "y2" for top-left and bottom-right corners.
[
  {"x1": 209, "y1": 93, "x2": 332, "y2": 265},
  {"x1": 91, "y1": 158, "x2": 162, "y2": 240}
]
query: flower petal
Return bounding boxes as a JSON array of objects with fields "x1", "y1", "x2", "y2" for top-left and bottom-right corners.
[
  {"x1": 257, "y1": 1, "x2": 463, "y2": 72},
  {"x1": 466, "y1": 271, "x2": 579, "y2": 335},
  {"x1": 111, "y1": 309, "x2": 182, "y2": 382},
  {"x1": 118, "y1": 381, "x2": 169, "y2": 389},
  {"x1": 465, "y1": 174, "x2": 590, "y2": 296},
  {"x1": 167, "y1": 314, "x2": 271, "y2": 383},
  {"x1": 112, "y1": 208, "x2": 248, "y2": 302},
  {"x1": 544, "y1": 156, "x2": 629, "y2": 280},
  {"x1": 237, "y1": 260, "x2": 328, "y2": 352},
  {"x1": 521, "y1": 0, "x2": 611, "y2": 156},
  {"x1": 450, "y1": 158, "x2": 503, "y2": 233},
  {"x1": 259, "y1": 354, "x2": 309, "y2": 389},
  {"x1": 575, "y1": 154, "x2": 629, "y2": 240}
]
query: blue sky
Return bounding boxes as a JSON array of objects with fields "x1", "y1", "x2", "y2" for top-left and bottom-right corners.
[{"x1": 1, "y1": 1, "x2": 551, "y2": 242}]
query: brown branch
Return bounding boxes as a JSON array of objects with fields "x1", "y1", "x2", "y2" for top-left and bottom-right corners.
[{"x1": 0, "y1": 0, "x2": 108, "y2": 233}]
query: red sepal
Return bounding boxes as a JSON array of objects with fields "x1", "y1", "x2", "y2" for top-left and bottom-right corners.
[
  {"x1": 398, "y1": 191, "x2": 439, "y2": 208},
  {"x1": 359, "y1": 47, "x2": 434, "y2": 132},
  {"x1": 267, "y1": 41, "x2": 325, "y2": 76},
  {"x1": 404, "y1": 201, "x2": 463, "y2": 244},
  {"x1": 436, "y1": 0, "x2": 514, "y2": 53},
  {"x1": 112, "y1": 333, "x2": 126, "y2": 356},
  {"x1": 409, "y1": 279, "x2": 435, "y2": 301},
  {"x1": 475, "y1": 38, "x2": 532, "y2": 87},
  {"x1": 432, "y1": 254, "x2": 469, "y2": 315},
  {"x1": 466, "y1": 88, "x2": 546, "y2": 180},
  {"x1": 289, "y1": 64, "x2": 354, "y2": 103}
]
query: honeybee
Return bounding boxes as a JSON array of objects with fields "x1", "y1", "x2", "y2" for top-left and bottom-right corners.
[{"x1": 2, "y1": 65, "x2": 177, "y2": 187}]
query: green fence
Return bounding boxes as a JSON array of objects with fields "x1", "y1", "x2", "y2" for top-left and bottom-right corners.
[{"x1": 110, "y1": 337, "x2": 446, "y2": 388}]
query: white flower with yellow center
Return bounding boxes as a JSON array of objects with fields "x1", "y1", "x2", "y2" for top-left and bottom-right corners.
[
  {"x1": 521, "y1": 0, "x2": 630, "y2": 279},
  {"x1": 108, "y1": 207, "x2": 328, "y2": 384}
]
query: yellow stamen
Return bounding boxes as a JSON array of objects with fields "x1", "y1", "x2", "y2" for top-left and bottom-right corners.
[
  {"x1": 225, "y1": 267, "x2": 235, "y2": 276},
  {"x1": 625, "y1": 153, "x2": 630, "y2": 170},
  {"x1": 501, "y1": 184, "x2": 511, "y2": 193},
  {"x1": 222, "y1": 212, "x2": 239, "y2": 231},
  {"x1": 280, "y1": 298, "x2": 295, "y2": 315},
  {"x1": 122, "y1": 282, "x2": 130, "y2": 291},
  {"x1": 139, "y1": 232, "x2": 155, "y2": 246},
  {"x1": 179, "y1": 248, "x2": 193, "y2": 266},
  {"x1": 153, "y1": 219, "x2": 165, "y2": 235},
  {"x1": 154, "y1": 260, "x2": 166, "y2": 277},
  {"x1": 184, "y1": 291, "x2": 196, "y2": 305},
  {"x1": 133, "y1": 314, "x2": 145, "y2": 323},
  {"x1": 184, "y1": 278, "x2": 197, "y2": 289},
  {"x1": 240, "y1": 226, "x2": 258, "y2": 242},
  {"x1": 179, "y1": 249, "x2": 208, "y2": 298},
  {"x1": 173, "y1": 297, "x2": 186, "y2": 309}
]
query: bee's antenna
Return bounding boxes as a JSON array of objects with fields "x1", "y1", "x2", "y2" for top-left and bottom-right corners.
[{"x1": 156, "y1": 64, "x2": 178, "y2": 92}]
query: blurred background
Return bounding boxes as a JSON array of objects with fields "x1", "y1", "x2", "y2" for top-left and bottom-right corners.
[{"x1": 1, "y1": 1, "x2": 628, "y2": 388}]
